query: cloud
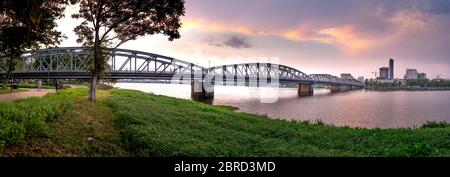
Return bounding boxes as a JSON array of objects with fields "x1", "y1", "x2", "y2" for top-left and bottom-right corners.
[
  {"x1": 224, "y1": 36, "x2": 251, "y2": 49},
  {"x1": 207, "y1": 35, "x2": 251, "y2": 49},
  {"x1": 56, "y1": 0, "x2": 450, "y2": 78},
  {"x1": 428, "y1": 0, "x2": 450, "y2": 15},
  {"x1": 184, "y1": 1, "x2": 450, "y2": 53},
  {"x1": 432, "y1": 64, "x2": 449, "y2": 70},
  {"x1": 389, "y1": 9, "x2": 430, "y2": 31}
]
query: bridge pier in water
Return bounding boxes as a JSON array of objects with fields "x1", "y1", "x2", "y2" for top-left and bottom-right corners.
[
  {"x1": 330, "y1": 85, "x2": 341, "y2": 93},
  {"x1": 341, "y1": 85, "x2": 351, "y2": 92},
  {"x1": 352, "y1": 85, "x2": 361, "y2": 90},
  {"x1": 191, "y1": 80, "x2": 214, "y2": 100},
  {"x1": 298, "y1": 83, "x2": 314, "y2": 97}
]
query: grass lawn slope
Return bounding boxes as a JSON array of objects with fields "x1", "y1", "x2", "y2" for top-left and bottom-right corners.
[
  {"x1": 1, "y1": 88, "x2": 449, "y2": 157},
  {"x1": 0, "y1": 88, "x2": 126, "y2": 156},
  {"x1": 105, "y1": 89, "x2": 450, "y2": 157}
]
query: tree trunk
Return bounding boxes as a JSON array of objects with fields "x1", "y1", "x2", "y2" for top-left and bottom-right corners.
[
  {"x1": 89, "y1": 27, "x2": 100, "y2": 101},
  {"x1": 3, "y1": 70, "x2": 10, "y2": 88},
  {"x1": 89, "y1": 74, "x2": 97, "y2": 101},
  {"x1": 89, "y1": 3, "x2": 104, "y2": 101},
  {"x1": 4, "y1": 58, "x2": 13, "y2": 92}
]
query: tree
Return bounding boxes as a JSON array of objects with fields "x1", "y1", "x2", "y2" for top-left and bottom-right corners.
[
  {"x1": 71, "y1": 0, "x2": 185, "y2": 100},
  {"x1": 0, "y1": 0, "x2": 68, "y2": 87}
]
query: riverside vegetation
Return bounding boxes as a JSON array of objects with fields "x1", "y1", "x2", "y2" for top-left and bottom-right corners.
[
  {"x1": 0, "y1": 88, "x2": 449, "y2": 157},
  {"x1": 0, "y1": 88, "x2": 24, "y2": 95},
  {"x1": 365, "y1": 79, "x2": 450, "y2": 91}
]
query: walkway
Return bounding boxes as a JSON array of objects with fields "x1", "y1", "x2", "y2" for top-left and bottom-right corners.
[{"x1": 0, "y1": 89, "x2": 55, "y2": 102}]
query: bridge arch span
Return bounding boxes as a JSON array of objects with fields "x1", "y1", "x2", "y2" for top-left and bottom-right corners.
[
  {"x1": 0, "y1": 47, "x2": 364, "y2": 87},
  {"x1": 11, "y1": 47, "x2": 203, "y2": 79},
  {"x1": 206, "y1": 63, "x2": 313, "y2": 84}
]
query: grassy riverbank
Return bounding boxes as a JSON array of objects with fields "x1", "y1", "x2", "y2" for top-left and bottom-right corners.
[
  {"x1": 0, "y1": 88, "x2": 24, "y2": 95},
  {"x1": 17, "y1": 81, "x2": 89, "y2": 89},
  {"x1": 0, "y1": 88, "x2": 449, "y2": 157},
  {"x1": 18, "y1": 83, "x2": 55, "y2": 89},
  {"x1": 0, "y1": 89, "x2": 126, "y2": 156}
]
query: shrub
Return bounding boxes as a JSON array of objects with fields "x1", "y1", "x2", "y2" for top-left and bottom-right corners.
[
  {"x1": 18, "y1": 82, "x2": 55, "y2": 89},
  {"x1": 0, "y1": 88, "x2": 88, "y2": 150},
  {"x1": 0, "y1": 119, "x2": 26, "y2": 150},
  {"x1": 97, "y1": 83, "x2": 114, "y2": 90},
  {"x1": 385, "y1": 142, "x2": 434, "y2": 157},
  {"x1": 421, "y1": 121, "x2": 449, "y2": 128}
]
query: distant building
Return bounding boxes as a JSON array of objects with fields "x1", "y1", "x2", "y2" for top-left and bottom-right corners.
[
  {"x1": 340, "y1": 73, "x2": 355, "y2": 80},
  {"x1": 358, "y1": 76, "x2": 364, "y2": 83},
  {"x1": 404, "y1": 69, "x2": 418, "y2": 79},
  {"x1": 389, "y1": 58, "x2": 394, "y2": 80},
  {"x1": 418, "y1": 73, "x2": 427, "y2": 79},
  {"x1": 379, "y1": 67, "x2": 389, "y2": 79}
]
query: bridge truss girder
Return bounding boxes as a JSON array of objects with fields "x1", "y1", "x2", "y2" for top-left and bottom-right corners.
[
  {"x1": 0, "y1": 47, "x2": 364, "y2": 87},
  {"x1": 13, "y1": 47, "x2": 203, "y2": 78}
]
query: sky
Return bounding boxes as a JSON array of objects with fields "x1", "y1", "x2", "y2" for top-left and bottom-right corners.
[{"x1": 56, "y1": 0, "x2": 450, "y2": 79}]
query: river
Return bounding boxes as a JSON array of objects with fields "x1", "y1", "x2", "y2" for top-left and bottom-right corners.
[{"x1": 114, "y1": 82, "x2": 450, "y2": 129}]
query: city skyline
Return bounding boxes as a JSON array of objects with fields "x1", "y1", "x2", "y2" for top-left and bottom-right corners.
[{"x1": 56, "y1": 0, "x2": 450, "y2": 79}]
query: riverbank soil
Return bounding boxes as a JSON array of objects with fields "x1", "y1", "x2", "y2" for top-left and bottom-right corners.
[
  {"x1": 0, "y1": 88, "x2": 449, "y2": 157},
  {"x1": 0, "y1": 89, "x2": 54, "y2": 102}
]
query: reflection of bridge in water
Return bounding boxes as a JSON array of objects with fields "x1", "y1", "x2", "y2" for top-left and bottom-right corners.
[{"x1": 0, "y1": 47, "x2": 364, "y2": 99}]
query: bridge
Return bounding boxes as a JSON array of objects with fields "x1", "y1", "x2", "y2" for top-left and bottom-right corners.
[{"x1": 0, "y1": 47, "x2": 364, "y2": 99}]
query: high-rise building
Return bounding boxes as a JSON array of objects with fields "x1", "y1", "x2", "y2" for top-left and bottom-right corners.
[
  {"x1": 340, "y1": 73, "x2": 355, "y2": 80},
  {"x1": 404, "y1": 69, "x2": 418, "y2": 79},
  {"x1": 389, "y1": 58, "x2": 394, "y2": 80},
  {"x1": 418, "y1": 73, "x2": 427, "y2": 79},
  {"x1": 358, "y1": 76, "x2": 364, "y2": 83},
  {"x1": 379, "y1": 67, "x2": 389, "y2": 79}
]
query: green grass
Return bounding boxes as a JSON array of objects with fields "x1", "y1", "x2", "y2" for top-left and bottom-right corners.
[
  {"x1": 0, "y1": 88, "x2": 449, "y2": 157},
  {"x1": 18, "y1": 83, "x2": 55, "y2": 89},
  {"x1": 105, "y1": 89, "x2": 450, "y2": 157},
  {"x1": 18, "y1": 81, "x2": 89, "y2": 89},
  {"x1": 0, "y1": 88, "x2": 25, "y2": 95},
  {"x1": 0, "y1": 88, "x2": 126, "y2": 156},
  {"x1": 0, "y1": 89, "x2": 85, "y2": 150}
]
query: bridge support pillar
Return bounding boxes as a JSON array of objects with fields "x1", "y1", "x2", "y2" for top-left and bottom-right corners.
[
  {"x1": 298, "y1": 83, "x2": 314, "y2": 97},
  {"x1": 330, "y1": 85, "x2": 341, "y2": 93},
  {"x1": 340, "y1": 85, "x2": 350, "y2": 92},
  {"x1": 191, "y1": 80, "x2": 214, "y2": 100},
  {"x1": 351, "y1": 85, "x2": 360, "y2": 90}
]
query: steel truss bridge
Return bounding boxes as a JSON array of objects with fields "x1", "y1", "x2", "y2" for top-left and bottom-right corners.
[{"x1": 0, "y1": 47, "x2": 364, "y2": 87}]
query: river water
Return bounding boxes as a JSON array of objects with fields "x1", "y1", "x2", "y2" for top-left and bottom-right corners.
[{"x1": 115, "y1": 83, "x2": 450, "y2": 129}]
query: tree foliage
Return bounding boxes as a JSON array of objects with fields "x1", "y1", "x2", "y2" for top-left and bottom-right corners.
[
  {"x1": 71, "y1": 0, "x2": 185, "y2": 100},
  {"x1": 0, "y1": 0, "x2": 68, "y2": 84},
  {"x1": 406, "y1": 79, "x2": 450, "y2": 87},
  {"x1": 72, "y1": 0, "x2": 185, "y2": 48}
]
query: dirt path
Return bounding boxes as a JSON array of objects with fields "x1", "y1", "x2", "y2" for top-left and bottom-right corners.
[{"x1": 0, "y1": 89, "x2": 55, "y2": 102}]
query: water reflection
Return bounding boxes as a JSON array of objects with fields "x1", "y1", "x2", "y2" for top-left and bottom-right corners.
[{"x1": 114, "y1": 82, "x2": 450, "y2": 129}]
